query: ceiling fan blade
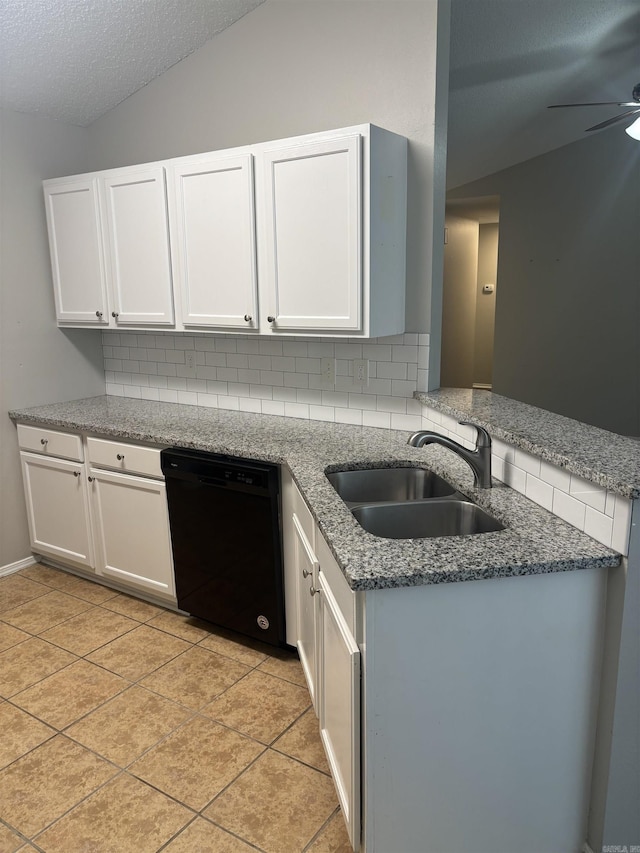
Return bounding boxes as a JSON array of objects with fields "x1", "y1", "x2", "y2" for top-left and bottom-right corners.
[
  {"x1": 548, "y1": 101, "x2": 639, "y2": 109},
  {"x1": 585, "y1": 108, "x2": 640, "y2": 132}
]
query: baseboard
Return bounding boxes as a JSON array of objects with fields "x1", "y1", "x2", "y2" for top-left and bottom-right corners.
[{"x1": 0, "y1": 555, "x2": 37, "y2": 577}]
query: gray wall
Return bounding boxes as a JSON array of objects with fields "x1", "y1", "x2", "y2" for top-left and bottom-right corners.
[
  {"x1": 0, "y1": 109, "x2": 105, "y2": 568},
  {"x1": 449, "y1": 129, "x2": 640, "y2": 436},
  {"x1": 87, "y1": 0, "x2": 440, "y2": 334}
]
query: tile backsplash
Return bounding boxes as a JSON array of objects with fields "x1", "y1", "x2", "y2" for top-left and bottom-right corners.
[{"x1": 103, "y1": 331, "x2": 430, "y2": 430}]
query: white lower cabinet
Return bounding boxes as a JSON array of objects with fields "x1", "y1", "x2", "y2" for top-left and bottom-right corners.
[
  {"x1": 88, "y1": 468, "x2": 175, "y2": 598},
  {"x1": 20, "y1": 452, "x2": 94, "y2": 569},
  {"x1": 17, "y1": 425, "x2": 175, "y2": 603},
  {"x1": 293, "y1": 513, "x2": 320, "y2": 713}
]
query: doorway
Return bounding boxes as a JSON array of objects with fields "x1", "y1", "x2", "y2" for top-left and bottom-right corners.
[{"x1": 440, "y1": 196, "x2": 500, "y2": 390}]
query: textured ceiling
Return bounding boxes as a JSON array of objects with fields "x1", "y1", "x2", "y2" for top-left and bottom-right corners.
[
  {"x1": 0, "y1": 0, "x2": 265, "y2": 126},
  {"x1": 447, "y1": 0, "x2": 640, "y2": 188}
]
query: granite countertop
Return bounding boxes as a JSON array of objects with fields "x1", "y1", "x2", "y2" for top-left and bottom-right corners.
[
  {"x1": 418, "y1": 388, "x2": 640, "y2": 499},
  {"x1": 9, "y1": 395, "x2": 620, "y2": 591}
]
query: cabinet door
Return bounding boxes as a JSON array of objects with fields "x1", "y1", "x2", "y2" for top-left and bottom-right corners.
[
  {"x1": 20, "y1": 452, "x2": 94, "y2": 568},
  {"x1": 261, "y1": 134, "x2": 362, "y2": 332},
  {"x1": 168, "y1": 154, "x2": 259, "y2": 330},
  {"x1": 89, "y1": 468, "x2": 175, "y2": 598},
  {"x1": 318, "y1": 569, "x2": 361, "y2": 851},
  {"x1": 43, "y1": 178, "x2": 109, "y2": 325},
  {"x1": 294, "y1": 513, "x2": 320, "y2": 712},
  {"x1": 101, "y1": 166, "x2": 175, "y2": 326}
]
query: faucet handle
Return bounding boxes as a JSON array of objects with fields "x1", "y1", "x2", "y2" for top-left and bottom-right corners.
[{"x1": 459, "y1": 421, "x2": 491, "y2": 448}]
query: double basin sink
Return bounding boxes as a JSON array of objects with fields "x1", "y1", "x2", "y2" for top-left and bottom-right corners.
[{"x1": 326, "y1": 466, "x2": 504, "y2": 539}]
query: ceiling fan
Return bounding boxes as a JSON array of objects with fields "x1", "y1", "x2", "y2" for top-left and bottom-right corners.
[{"x1": 548, "y1": 82, "x2": 640, "y2": 134}]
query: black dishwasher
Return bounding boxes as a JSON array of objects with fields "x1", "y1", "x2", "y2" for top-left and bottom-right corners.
[{"x1": 161, "y1": 448, "x2": 285, "y2": 647}]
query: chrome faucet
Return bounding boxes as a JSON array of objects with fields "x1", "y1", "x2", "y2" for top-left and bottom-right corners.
[{"x1": 408, "y1": 421, "x2": 493, "y2": 488}]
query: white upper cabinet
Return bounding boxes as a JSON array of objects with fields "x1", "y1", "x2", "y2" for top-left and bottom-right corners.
[
  {"x1": 168, "y1": 153, "x2": 259, "y2": 331},
  {"x1": 261, "y1": 135, "x2": 362, "y2": 333},
  {"x1": 43, "y1": 124, "x2": 407, "y2": 337},
  {"x1": 259, "y1": 125, "x2": 407, "y2": 337},
  {"x1": 100, "y1": 165, "x2": 174, "y2": 326},
  {"x1": 43, "y1": 177, "x2": 109, "y2": 325}
]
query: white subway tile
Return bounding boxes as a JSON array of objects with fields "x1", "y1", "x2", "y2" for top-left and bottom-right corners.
[
  {"x1": 218, "y1": 395, "x2": 240, "y2": 410},
  {"x1": 407, "y1": 364, "x2": 418, "y2": 381},
  {"x1": 297, "y1": 390, "x2": 322, "y2": 405},
  {"x1": 283, "y1": 372, "x2": 309, "y2": 389},
  {"x1": 228, "y1": 382, "x2": 250, "y2": 397},
  {"x1": 421, "y1": 407, "x2": 441, "y2": 425},
  {"x1": 335, "y1": 407, "x2": 362, "y2": 425},
  {"x1": 584, "y1": 507, "x2": 613, "y2": 548},
  {"x1": 249, "y1": 385, "x2": 273, "y2": 400},
  {"x1": 539, "y1": 460, "x2": 572, "y2": 492},
  {"x1": 227, "y1": 353, "x2": 249, "y2": 369},
  {"x1": 363, "y1": 344, "x2": 392, "y2": 361},
  {"x1": 167, "y1": 378, "x2": 187, "y2": 391},
  {"x1": 417, "y1": 366, "x2": 430, "y2": 391},
  {"x1": 391, "y1": 379, "x2": 417, "y2": 398},
  {"x1": 165, "y1": 350, "x2": 185, "y2": 364},
  {"x1": 177, "y1": 391, "x2": 198, "y2": 406},
  {"x1": 205, "y1": 352, "x2": 226, "y2": 367},
  {"x1": 272, "y1": 388, "x2": 297, "y2": 403},
  {"x1": 181, "y1": 336, "x2": 195, "y2": 350},
  {"x1": 553, "y1": 490, "x2": 586, "y2": 531},
  {"x1": 196, "y1": 392, "x2": 218, "y2": 408},
  {"x1": 215, "y1": 338, "x2": 237, "y2": 353},
  {"x1": 236, "y1": 338, "x2": 261, "y2": 354},
  {"x1": 492, "y1": 456, "x2": 506, "y2": 483},
  {"x1": 406, "y1": 398, "x2": 423, "y2": 416},
  {"x1": 336, "y1": 359, "x2": 350, "y2": 376},
  {"x1": 310, "y1": 405, "x2": 335, "y2": 422},
  {"x1": 367, "y1": 378, "x2": 393, "y2": 395},
  {"x1": 418, "y1": 333, "x2": 430, "y2": 346},
  {"x1": 525, "y1": 474, "x2": 554, "y2": 511},
  {"x1": 239, "y1": 397, "x2": 262, "y2": 413},
  {"x1": 605, "y1": 491, "x2": 616, "y2": 518},
  {"x1": 569, "y1": 475, "x2": 607, "y2": 513},
  {"x1": 149, "y1": 376, "x2": 168, "y2": 389},
  {"x1": 514, "y1": 449, "x2": 541, "y2": 477},
  {"x1": 271, "y1": 356, "x2": 296, "y2": 372},
  {"x1": 391, "y1": 413, "x2": 423, "y2": 431},
  {"x1": 237, "y1": 368, "x2": 262, "y2": 384},
  {"x1": 140, "y1": 387, "x2": 160, "y2": 401},
  {"x1": 103, "y1": 332, "x2": 121, "y2": 346},
  {"x1": 611, "y1": 496, "x2": 632, "y2": 555},
  {"x1": 259, "y1": 370, "x2": 284, "y2": 386},
  {"x1": 156, "y1": 335, "x2": 174, "y2": 349},
  {"x1": 376, "y1": 396, "x2": 407, "y2": 414},
  {"x1": 123, "y1": 386, "x2": 142, "y2": 399},
  {"x1": 377, "y1": 361, "x2": 407, "y2": 380},
  {"x1": 501, "y1": 461, "x2": 527, "y2": 493},
  {"x1": 307, "y1": 342, "x2": 335, "y2": 358},
  {"x1": 158, "y1": 389, "x2": 179, "y2": 403},
  {"x1": 113, "y1": 346, "x2": 130, "y2": 359},
  {"x1": 196, "y1": 366, "x2": 218, "y2": 381},
  {"x1": 379, "y1": 333, "x2": 405, "y2": 345},
  {"x1": 322, "y1": 391, "x2": 349, "y2": 407},
  {"x1": 248, "y1": 355, "x2": 272, "y2": 370},
  {"x1": 335, "y1": 343, "x2": 363, "y2": 359},
  {"x1": 195, "y1": 337, "x2": 217, "y2": 351},
  {"x1": 105, "y1": 359, "x2": 123, "y2": 372},
  {"x1": 259, "y1": 339, "x2": 283, "y2": 356},
  {"x1": 392, "y1": 345, "x2": 418, "y2": 363},
  {"x1": 282, "y1": 341, "x2": 308, "y2": 357},
  {"x1": 284, "y1": 402, "x2": 309, "y2": 419},
  {"x1": 186, "y1": 379, "x2": 207, "y2": 393},
  {"x1": 295, "y1": 357, "x2": 321, "y2": 374},
  {"x1": 402, "y1": 333, "x2": 419, "y2": 346},
  {"x1": 348, "y1": 393, "x2": 377, "y2": 410},
  {"x1": 218, "y1": 367, "x2": 239, "y2": 382},
  {"x1": 206, "y1": 380, "x2": 228, "y2": 394},
  {"x1": 363, "y1": 410, "x2": 391, "y2": 429},
  {"x1": 262, "y1": 400, "x2": 285, "y2": 416},
  {"x1": 106, "y1": 382, "x2": 124, "y2": 395}
]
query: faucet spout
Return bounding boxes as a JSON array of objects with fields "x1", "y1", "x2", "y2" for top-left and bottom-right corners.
[{"x1": 408, "y1": 421, "x2": 493, "y2": 488}]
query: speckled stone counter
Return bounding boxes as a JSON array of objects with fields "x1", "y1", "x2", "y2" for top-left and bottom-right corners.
[
  {"x1": 9, "y1": 395, "x2": 620, "y2": 591},
  {"x1": 417, "y1": 388, "x2": 640, "y2": 499}
]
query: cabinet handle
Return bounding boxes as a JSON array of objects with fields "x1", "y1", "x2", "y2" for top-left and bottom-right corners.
[
  {"x1": 302, "y1": 568, "x2": 311, "y2": 579},
  {"x1": 88, "y1": 476, "x2": 95, "y2": 482},
  {"x1": 73, "y1": 471, "x2": 81, "y2": 478},
  {"x1": 95, "y1": 310, "x2": 103, "y2": 319},
  {"x1": 244, "y1": 314, "x2": 252, "y2": 323},
  {"x1": 310, "y1": 585, "x2": 320, "y2": 597},
  {"x1": 116, "y1": 453, "x2": 125, "y2": 461},
  {"x1": 40, "y1": 438, "x2": 48, "y2": 446},
  {"x1": 267, "y1": 315, "x2": 276, "y2": 323},
  {"x1": 111, "y1": 311, "x2": 119, "y2": 320}
]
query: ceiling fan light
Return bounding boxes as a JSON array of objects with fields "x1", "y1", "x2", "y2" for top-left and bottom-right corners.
[{"x1": 625, "y1": 115, "x2": 640, "y2": 140}]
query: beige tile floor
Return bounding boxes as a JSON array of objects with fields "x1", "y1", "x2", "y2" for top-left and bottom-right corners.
[{"x1": 0, "y1": 564, "x2": 352, "y2": 853}]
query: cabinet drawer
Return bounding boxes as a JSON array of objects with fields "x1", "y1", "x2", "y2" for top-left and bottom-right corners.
[
  {"x1": 17, "y1": 424, "x2": 83, "y2": 462},
  {"x1": 87, "y1": 437, "x2": 163, "y2": 479}
]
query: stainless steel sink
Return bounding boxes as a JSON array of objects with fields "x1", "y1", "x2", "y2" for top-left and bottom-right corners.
[
  {"x1": 351, "y1": 500, "x2": 505, "y2": 539},
  {"x1": 326, "y1": 466, "x2": 457, "y2": 504}
]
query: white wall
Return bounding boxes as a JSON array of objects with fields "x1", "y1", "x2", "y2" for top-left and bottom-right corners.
[
  {"x1": 448, "y1": 129, "x2": 640, "y2": 436},
  {"x1": 87, "y1": 0, "x2": 440, "y2": 335},
  {"x1": 0, "y1": 109, "x2": 105, "y2": 568},
  {"x1": 473, "y1": 222, "x2": 498, "y2": 387},
  {"x1": 441, "y1": 214, "x2": 478, "y2": 387}
]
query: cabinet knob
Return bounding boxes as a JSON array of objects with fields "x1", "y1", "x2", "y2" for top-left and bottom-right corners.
[
  {"x1": 302, "y1": 568, "x2": 311, "y2": 579},
  {"x1": 111, "y1": 311, "x2": 119, "y2": 320},
  {"x1": 88, "y1": 476, "x2": 95, "y2": 483},
  {"x1": 95, "y1": 310, "x2": 103, "y2": 319},
  {"x1": 244, "y1": 314, "x2": 252, "y2": 323},
  {"x1": 40, "y1": 438, "x2": 48, "y2": 446},
  {"x1": 267, "y1": 315, "x2": 276, "y2": 323},
  {"x1": 73, "y1": 471, "x2": 81, "y2": 478},
  {"x1": 116, "y1": 454, "x2": 125, "y2": 461},
  {"x1": 310, "y1": 585, "x2": 320, "y2": 597}
]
